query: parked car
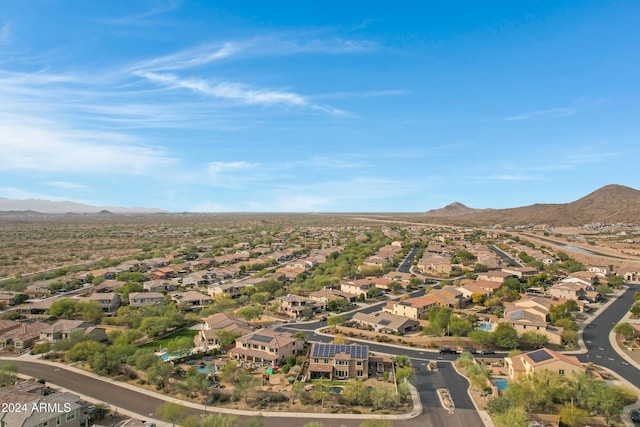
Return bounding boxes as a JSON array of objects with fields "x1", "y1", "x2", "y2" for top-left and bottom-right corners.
[
  {"x1": 439, "y1": 348, "x2": 457, "y2": 354},
  {"x1": 630, "y1": 409, "x2": 640, "y2": 424},
  {"x1": 481, "y1": 349, "x2": 496, "y2": 355}
]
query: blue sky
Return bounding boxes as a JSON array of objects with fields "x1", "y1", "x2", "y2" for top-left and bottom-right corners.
[{"x1": 1, "y1": 1, "x2": 639, "y2": 212}]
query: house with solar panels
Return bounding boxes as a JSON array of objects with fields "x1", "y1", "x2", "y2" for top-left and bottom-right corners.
[
  {"x1": 505, "y1": 347, "x2": 584, "y2": 380},
  {"x1": 308, "y1": 343, "x2": 369, "y2": 380},
  {"x1": 229, "y1": 329, "x2": 304, "y2": 365}
]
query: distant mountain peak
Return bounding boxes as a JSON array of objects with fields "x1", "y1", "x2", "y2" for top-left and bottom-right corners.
[
  {"x1": 425, "y1": 201, "x2": 482, "y2": 217},
  {"x1": 422, "y1": 184, "x2": 640, "y2": 226},
  {"x1": 0, "y1": 197, "x2": 166, "y2": 214}
]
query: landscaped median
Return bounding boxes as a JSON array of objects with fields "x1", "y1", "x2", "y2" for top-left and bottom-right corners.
[{"x1": 436, "y1": 388, "x2": 455, "y2": 411}]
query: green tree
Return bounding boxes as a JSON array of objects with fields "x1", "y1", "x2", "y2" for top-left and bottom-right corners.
[
  {"x1": 78, "y1": 301, "x2": 104, "y2": 322},
  {"x1": 65, "y1": 341, "x2": 105, "y2": 362},
  {"x1": 493, "y1": 406, "x2": 528, "y2": 427},
  {"x1": 614, "y1": 322, "x2": 636, "y2": 340},
  {"x1": 395, "y1": 355, "x2": 410, "y2": 367},
  {"x1": 237, "y1": 305, "x2": 264, "y2": 324},
  {"x1": 493, "y1": 323, "x2": 519, "y2": 349},
  {"x1": 0, "y1": 362, "x2": 18, "y2": 386},
  {"x1": 395, "y1": 366, "x2": 414, "y2": 384},
  {"x1": 312, "y1": 380, "x2": 332, "y2": 407},
  {"x1": 215, "y1": 329, "x2": 241, "y2": 348},
  {"x1": 327, "y1": 315, "x2": 347, "y2": 326},
  {"x1": 519, "y1": 332, "x2": 549, "y2": 349},
  {"x1": 50, "y1": 299, "x2": 79, "y2": 318},
  {"x1": 558, "y1": 403, "x2": 589, "y2": 427},
  {"x1": 147, "y1": 360, "x2": 172, "y2": 391},
  {"x1": 468, "y1": 330, "x2": 494, "y2": 347},
  {"x1": 167, "y1": 336, "x2": 194, "y2": 355},
  {"x1": 327, "y1": 298, "x2": 350, "y2": 312},
  {"x1": 156, "y1": 402, "x2": 189, "y2": 427}
]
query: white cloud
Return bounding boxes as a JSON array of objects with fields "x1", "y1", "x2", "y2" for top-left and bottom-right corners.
[
  {"x1": 0, "y1": 116, "x2": 175, "y2": 175},
  {"x1": 0, "y1": 187, "x2": 76, "y2": 202},
  {"x1": 44, "y1": 181, "x2": 87, "y2": 190},
  {"x1": 131, "y1": 42, "x2": 244, "y2": 72},
  {"x1": 504, "y1": 108, "x2": 575, "y2": 121},
  {"x1": 138, "y1": 71, "x2": 345, "y2": 114},
  {"x1": 206, "y1": 161, "x2": 264, "y2": 189},
  {"x1": 207, "y1": 161, "x2": 259, "y2": 174},
  {"x1": 104, "y1": 0, "x2": 179, "y2": 25}
]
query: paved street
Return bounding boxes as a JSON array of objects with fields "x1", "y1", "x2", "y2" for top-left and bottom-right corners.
[{"x1": 578, "y1": 284, "x2": 640, "y2": 386}]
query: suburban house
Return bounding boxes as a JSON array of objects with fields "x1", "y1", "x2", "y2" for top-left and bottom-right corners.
[
  {"x1": 171, "y1": 291, "x2": 212, "y2": 309},
  {"x1": 416, "y1": 254, "x2": 452, "y2": 275},
  {"x1": 505, "y1": 347, "x2": 584, "y2": 380},
  {"x1": 548, "y1": 282, "x2": 587, "y2": 301},
  {"x1": 308, "y1": 343, "x2": 369, "y2": 380},
  {"x1": 148, "y1": 267, "x2": 176, "y2": 281},
  {"x1": 0, "y1": 381, "x2": 84, "y2": 427},
  {"x1": 181, "y1": 272, "x2": 215, "y2": 287},
  {"x1": 229, "y1": 330, "x2": 304, "y2": 365},
  {"x1": 384, "y1": 296, "x2": 437, "y2": 319},
  {"x1": 501, "y1": 266, "x2": 540, "y2": 279},
  {"x1": 276, "y1": 294, "x2": 325, "y2": 319},
  {"x1": 352, "y1": 311, "x2": 420, "y2": 335},
  {"x1": 0, "y1": 322, "x2": 49, "y2": 351},
  {"x1": 38, "y1": 320, "x2": 93, "y2": 342},
  {"x1": 193, "y1": 313, "x2": 253, "y2": 349},
  {"x1": 143, "y1": 280, "x2": 177, "y2": 293},
  {"x1": 340, "y1": 279, "x2": 377, "y2": 298},
  {"x1": 208, "y1": 282, "x2": 250, "y2": 300},
  {"x1": 77, "y1": 293, "x2": 122, "y2": 313},
  {"x1": 588, "y1": 265, "x2": 611, "y2": 277},
  {"x1": 93, "y1": 280, "x2": 126, "y2": 293},
  {"x1": 129, "y1": 292, "x2": 165, "y2": 307},
  {"x1": 477, "y1": 271, "x2": 516, "y2": 283},
  {"x1": 617, "y1": 267, "x2": 640, "y2": 282},
  {"x1": 308, "y1": 288, "x2": 356, "y2": 305}
]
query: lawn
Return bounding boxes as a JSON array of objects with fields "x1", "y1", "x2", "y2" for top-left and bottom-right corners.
[{"x1": 137, "y1": 328, "x2": 199, "y2": 351}]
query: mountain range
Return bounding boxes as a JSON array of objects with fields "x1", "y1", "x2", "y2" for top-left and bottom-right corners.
[
  {"x1": 0, "y1": 198, "x2": 166, "y2": 214},
  {"x1": 423, "y1": 184, "x2": 640, "y2": 226}
]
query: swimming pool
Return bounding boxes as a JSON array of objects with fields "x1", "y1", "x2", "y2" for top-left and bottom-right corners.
[
  {"x1": 492, "y1": 377, "x2": 508, "y2": 391},
  {"x1": 477, "y1": 322, "x2": 496, "y2": 332}
]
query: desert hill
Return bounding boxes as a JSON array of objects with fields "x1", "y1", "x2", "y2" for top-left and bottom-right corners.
[
  {"x1": 0, "y1": 198, "x2": 166, "y2": 214},
  {"x1": 423, "y1": 184, "x2": 640, "y2": 226}
]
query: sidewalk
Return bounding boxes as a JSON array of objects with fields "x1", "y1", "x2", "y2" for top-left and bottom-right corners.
[{"x1": 2, "y1": 352, "x2": 422, "y2": 422}]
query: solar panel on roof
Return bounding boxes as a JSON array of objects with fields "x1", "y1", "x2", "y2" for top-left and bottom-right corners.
[
  {"x1": 528, "y1": 349, "x2": 553, "y2": 363},
  {"x1": 379, "y1": 319, "x2": 392, "y2": 326},
  {"x1": 252, "y1": 334, "x2": 273, "y2": 344},
  {"x1": 311, "y1": 343, "x2": 369, "y2": 359}
]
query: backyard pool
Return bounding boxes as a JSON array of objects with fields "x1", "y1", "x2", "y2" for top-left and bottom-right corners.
[
  {"x1": 492, "y1": 377, "x2": 508, "y2": 391},
  {"x1": 477, "y1": 322, "x2": 496, "y2": 332}
]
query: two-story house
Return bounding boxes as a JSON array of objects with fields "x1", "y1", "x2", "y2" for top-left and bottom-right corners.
[
  {"x1": 277, "y1": 294, "x2": 325, "y2": 319},
  {"x1": 308, "y1": 343, "x2": 369, "y2": 380},
  {"x1": 129, "y1": 292, "x2": 165, "y2": 308},
  {"x1": 229, "y1": 330, "x2": 303, "y2": 365},
  {"x1": 505, "y1": 347, "x2": 584, "y2": 380}
]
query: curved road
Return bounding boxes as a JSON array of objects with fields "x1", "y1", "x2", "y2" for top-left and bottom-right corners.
[{"x1": 578, "y1": 283, "x2": 640, "y2": 386}]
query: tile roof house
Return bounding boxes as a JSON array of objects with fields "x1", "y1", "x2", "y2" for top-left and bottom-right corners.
[
  {"x1": 171, "y1": 291, "x2": 212, "y2": 308},
  {"x1": 276, "y1": 294, "x2": 325, "y2": 319},
  {"x1": 384, "y1": 296, "x2": 437, "y2": 319},
  {"x1": 38, "y1": 320, "x2": 93, "y2": 342},
  {"x1": 505, "y1": 347, "x2": 584, "y2": 380},
  {"x1": 0, "y1": 382, "x2": 84, "y2": 427},
  {"x1": 308, "y1": 343, "x2": 369, "y2": 380},
  {"x1": 194, "y1": 313, "x2": 253, "y2": 349},
  {"x1": 229, "y1": 330, "x2": 303, "y2": 365},
  {"x1": 77, "y1": 293, "x2": 122, "y2": 312},
  {"x1": 0, "y1": 321, "x2": 49, "y2": 351},
  {"x1": 352, "y1": 311, "x2": 420, "y2": 335},
  {"x1": 129, "y1": 292, "x2": 165, "y2": 307}
]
